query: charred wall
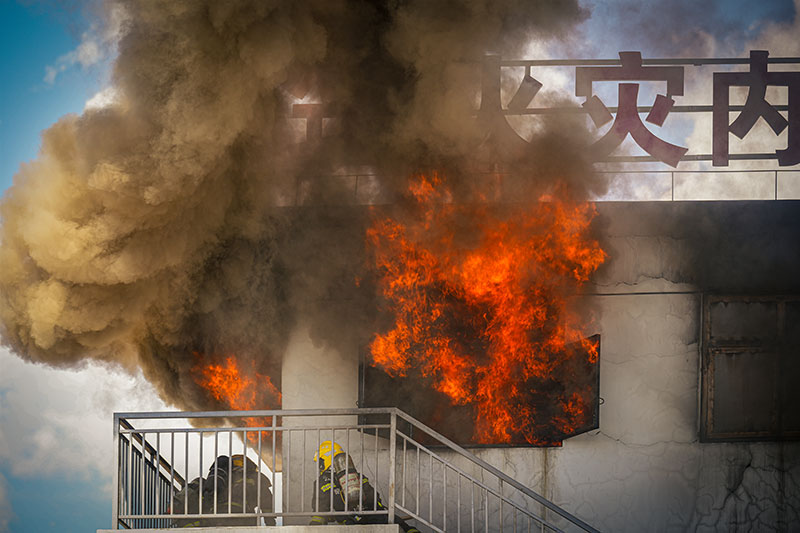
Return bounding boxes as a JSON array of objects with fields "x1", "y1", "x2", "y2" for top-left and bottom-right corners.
[{"x1": 594, "y1": 200, "x2": 800, "y2": 294}]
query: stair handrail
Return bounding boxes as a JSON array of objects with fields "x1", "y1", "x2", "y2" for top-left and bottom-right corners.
[{"x1": 390, "y1": 408, "x2": 600, "y2": 533}]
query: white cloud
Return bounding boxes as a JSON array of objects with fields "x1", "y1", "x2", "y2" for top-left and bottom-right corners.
[
  {"x1": 44, "y1": 32, "x2": 103, "y2": 84},
  {"x1": 0, "y1": 347, "x2": 278, "y2": 509},
  {"x1": 0, "y1": 347, "x2": 170, "y2": 486},
  {"x1": 42, "y1": 3, "x2": 129, "y2": 86},
  {"x1": 85, "y1": 86, "x2": 119, "y2": 111},
  {"x1": 0, "y1": 471, "x2": 12, "y2": 533}
]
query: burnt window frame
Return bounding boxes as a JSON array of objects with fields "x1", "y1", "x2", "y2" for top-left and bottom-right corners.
[{"x1": 700, "y1": 294, "x2": 800, "y2": 442}]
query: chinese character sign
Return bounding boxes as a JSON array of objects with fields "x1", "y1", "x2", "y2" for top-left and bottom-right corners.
[
  {"x1": 713, "y1": 50, "x2": 800, "y2": 166},
  {"x1": 476, "y1": 50, "x2": 799, "y2": 168},
  {"x1": 575, "y1": 51, "x2": 687, "y2": 167}
]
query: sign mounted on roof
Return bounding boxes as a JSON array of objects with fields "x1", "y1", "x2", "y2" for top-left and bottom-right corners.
[{"x1": 479, "y1": 50, "x2": 800, "y2": 168}]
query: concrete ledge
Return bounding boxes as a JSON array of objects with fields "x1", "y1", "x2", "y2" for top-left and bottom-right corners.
[{"x1": 98, "y1": 526, "x2": 401, "y2": 533}]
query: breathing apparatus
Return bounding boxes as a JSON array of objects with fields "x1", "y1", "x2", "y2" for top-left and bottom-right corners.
[{"x1": 314, "y1": 440, "x2": 362, "y2": 508}]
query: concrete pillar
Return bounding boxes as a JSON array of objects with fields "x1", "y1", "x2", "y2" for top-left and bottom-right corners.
[{"x1": 281, "y1": 320, "x2": 361, "y2": 524}]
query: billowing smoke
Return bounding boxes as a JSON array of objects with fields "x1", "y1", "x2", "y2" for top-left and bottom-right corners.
[{"x1": 0, "y1": 0, "x2": 597, "y2": 412}]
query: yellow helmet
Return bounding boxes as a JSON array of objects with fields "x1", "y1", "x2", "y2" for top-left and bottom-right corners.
[{"x1": 313, "y1": 441, "x2": 344, "y2": 471}]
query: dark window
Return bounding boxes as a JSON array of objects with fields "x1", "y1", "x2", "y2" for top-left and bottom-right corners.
[{"x1": 700, "y1": 295, "x2": 800, "y2": 441}]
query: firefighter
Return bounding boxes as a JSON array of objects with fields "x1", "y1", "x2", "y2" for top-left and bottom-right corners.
[
  {"x1": 170, "y1": 476, "x2": 208, "y2": 527},
  {"x1": 206, "y1": 454, "x2": 275, "y2": 526},
  {"x1": 309, "y1": 440, "x2": 419, "y2": 532},
  {"x1": 171, "y1": 454, "x2": 274, "y2": 528}
]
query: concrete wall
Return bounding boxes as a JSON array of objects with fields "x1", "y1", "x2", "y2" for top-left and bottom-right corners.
[
  {"x1": 477, "y1": 202, "x2": 800, "y2": 532},
  {"x1": 279, "y1": 202, "x2": 800, "y2": 532},
  {"x1": 464, "y1": 290, "x2": 799, "y2": 532}
]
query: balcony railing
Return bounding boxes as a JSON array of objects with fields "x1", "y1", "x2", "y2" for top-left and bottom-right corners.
[{"x1": 113, "y1": 408, "x2": 599, "y2": 532}]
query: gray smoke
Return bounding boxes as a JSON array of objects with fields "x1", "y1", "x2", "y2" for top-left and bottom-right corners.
[{"x1": 0, "y1": 0, "x2": 597, "y2": 411}]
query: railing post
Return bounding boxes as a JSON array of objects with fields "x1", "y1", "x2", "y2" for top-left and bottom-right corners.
[
  {"x1": 112, "y1": 414, "x2": 120, "y2": 530},
  {"x1": 388, "y1": 409, "x2": 397, "y2": 524}
]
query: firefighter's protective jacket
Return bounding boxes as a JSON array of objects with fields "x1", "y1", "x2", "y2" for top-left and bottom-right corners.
[
  {"x1": 309, "y1": 466, "x2": 420, "y2": 533},
  {"x1": 171, "y1": 455, "x2": 275, "y2": 527},
  {"x1": 309, "y1": 467, "x2": 377, "y2": 525}
]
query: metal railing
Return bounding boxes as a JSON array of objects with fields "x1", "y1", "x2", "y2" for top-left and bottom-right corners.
[
  {"x1": 117, "y1": 419, "x2": 180, "y2": 529},
  {"x1": 113, "y1": 408, "x2": 599, "y2": 532}
]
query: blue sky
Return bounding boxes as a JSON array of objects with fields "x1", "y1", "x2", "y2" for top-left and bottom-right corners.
[
  {"x1": 0, "y1": 1, "x2": 798, "y2": 532},
  {"x1": 0, "y1": 1, "x2": 106, "y2": 195},
  {"x1": 5, "y1": 474, "x2": 108, "y2": 532}
]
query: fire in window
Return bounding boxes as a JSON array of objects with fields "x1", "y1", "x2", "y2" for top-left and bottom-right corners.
[
  {"x1": 359, "y1": 335, "x2": 600, "y2": 447},
  {"x1": 359, "y1": 174, "x2": 605, "y2": 447},
  {"x1": 700, "y1": 295, "x2": 800, "y2": 442}
]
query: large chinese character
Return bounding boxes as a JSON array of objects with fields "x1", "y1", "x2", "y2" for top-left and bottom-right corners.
[
  {"x1": 576, "y1": 51, "x2": 688, "y2": 167},
  {"x1": 477, "y1": 53, "x2": 542, "y2": 158},
  {"x1": 713, "y1": 50, "x2": 800, "y2": 166}
]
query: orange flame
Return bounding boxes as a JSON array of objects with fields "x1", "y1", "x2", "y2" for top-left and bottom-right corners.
[
  {"x1": 192, "y1": 354, "x2": 281, "y2": 443},
  {"x1": 197, "y1": 355, "x2": 281, "y2": 410},
  {"x1": 367, "y1": 173, "x2": 605, "y2": 444}
]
